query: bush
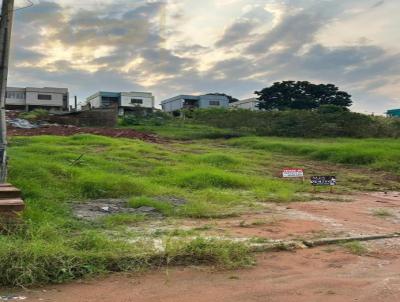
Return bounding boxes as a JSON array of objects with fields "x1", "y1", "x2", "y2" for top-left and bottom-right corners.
[
  {"x1": 120, "y1": 111, "x2": 171, "y2": 126},
  {"x1": 175, "y1": 170, "x2": 249, "y2": 189},
  {"x1": 186, "y1": 107, "x2": 400, "y2": 138},
  {"x1": 19, "y1": 109, "x2": 49, "y2": 121}
]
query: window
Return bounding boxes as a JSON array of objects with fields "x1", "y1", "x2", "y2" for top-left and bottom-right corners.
[
  {"x1": 38, "y1": 94, "x2": 52, "y2": 100},
  {"x1": 209, "y1": 100, "x2": 220, "y2": 106},
  {"x1": 6, "y1": 91, "x2": 25, "y2": 99},
  {"x1": 131, "y1": 98, "x2": 143, "y2": 104}
]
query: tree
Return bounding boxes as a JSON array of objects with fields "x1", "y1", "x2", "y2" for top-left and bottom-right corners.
[
  {"x1": 206, "y1": 93, "x2": 239, "y2": 103},
  {"x1": 255, "y1": 81, "x2": 352, "y2": 111}
]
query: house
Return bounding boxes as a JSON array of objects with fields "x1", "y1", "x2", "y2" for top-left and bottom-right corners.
[
  {"x1": 86, "y1": 91, "x2": 155, "y2": 116},
  {"x1": 161, "y1": 94, "x2": 229, "y2": 113},
  {"x1": 6, "y1": 87, "x2": 69, "y2": 111},
  {"x1": 230, "y1": 98, "x2": 261, "y2": 111},
  {"x1": 387, "y1": 109, "x2": 400, "y2": 117}
]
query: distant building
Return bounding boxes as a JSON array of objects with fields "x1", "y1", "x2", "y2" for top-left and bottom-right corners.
[
  {"x1": 387, "y1": 109, "x2": 400, "y2": 117},
  {"x1": 161, "y1": 94, "x2": 229, "y2": 113},
  {"x1": 230, "y1": 98, "x2": 261, "y2": 111},
  {"x1": 6, "y1": 87, "x2": 69, "y2": 111},
  {"x1": 86, "y1": 91, "x2": 155, "y2": 116}
]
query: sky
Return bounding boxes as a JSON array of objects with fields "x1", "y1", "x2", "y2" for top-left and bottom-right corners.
[{"x1": 6, "y1": 0, "x2": 400, "y2": 113}]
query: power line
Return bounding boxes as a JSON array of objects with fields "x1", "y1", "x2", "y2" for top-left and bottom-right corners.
[{"x1": 14, "y1": 0, "x2": 33, "y2": 11}]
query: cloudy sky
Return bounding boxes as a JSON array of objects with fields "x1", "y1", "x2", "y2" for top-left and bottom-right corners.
[{"x1": 7, "y1": 0, "x2": 400, "y2": 113}]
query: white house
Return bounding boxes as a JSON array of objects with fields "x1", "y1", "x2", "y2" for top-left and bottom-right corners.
[
  {"x1": 6, "y1": 87, "x2": 69, "y2": 111},
  {"x1": 161, "y1": 94, "x2": 230, "y2": 113},
  {"x1": 230, "y1": 98, "x2": 261, "y2": 111},
  {"x1": 86, "y1": 91, "x2": 155, "y2": 116}
]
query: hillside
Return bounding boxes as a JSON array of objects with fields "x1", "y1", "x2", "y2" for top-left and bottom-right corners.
[{"x1": 2, "y1": 123, "x2": 400, "y2": 287}]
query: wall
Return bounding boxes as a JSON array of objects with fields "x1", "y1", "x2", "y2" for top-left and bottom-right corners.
[
  {"x1": 230, "y1": 98, "x2": 260, "y2": 110},
  {"x1": 89, "y1": 95, "x2": 102, "y2": 108},
  {"x1": 120, "y1": 92, "x2": 154, "y2": 108},
  {"x1": 198, "y1": 95, "x2": 229, "y2": 109},
  {"x1": 49, "y1": 107, "x2": 117, "y2": 128},
  {"x1": 5, "y1": 87, "x2": 68, "y2": 109},
  {"x1": 26, "y1": 92, "x2": 64, "y2": 107},
  {"x1": 6, "y1": 87, "x2": 26, "y2": 106},
  {"x1": 162, "y1": 97, "x2": 185, "y2": 112}
]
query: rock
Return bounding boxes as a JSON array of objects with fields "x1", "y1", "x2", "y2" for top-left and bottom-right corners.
[
  {"x1": 136, "y1": 206, "x2": 158, "y2": 213},
  {"x1": 100, "y1": 206, "x2": 110, "y2": 212},
  {"x1": 0, "y1": 296, "x2": 27, "y2": 301}
]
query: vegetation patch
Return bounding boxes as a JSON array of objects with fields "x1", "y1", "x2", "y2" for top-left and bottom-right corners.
[
  {"x1": 228, "y1": 136, "x2": 400, "y2": 174},
  {"x1": 4, "y1": 132, "x2": 400, "y2": 287},
  {"x1": 175, "y1": 169, "x2": 249, "y2": 189},
  {"x1": 372, "y1": 209, "x2": 395, "y2": 218},
  {"x1": 342, "y1": 241, "x2": 368, "y2": 256},
  {"x1": 128, "y1": 196, "x2": 175, "y2": 216}
]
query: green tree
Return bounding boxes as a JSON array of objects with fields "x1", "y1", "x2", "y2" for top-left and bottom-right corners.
[{"x1": 255, "y1": 81, "x2": 352, "y2": 111}]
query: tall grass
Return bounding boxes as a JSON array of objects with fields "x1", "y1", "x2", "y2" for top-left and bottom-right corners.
[
  {"x1": 228, "y1": 137, "x2": 400, "y2": 174},
  {"x1": 4, "y1": 133, "x2": 396, "y2": 286},
  {"x1": 4, "y1": 134, "x2": 305, "y2": 286}
]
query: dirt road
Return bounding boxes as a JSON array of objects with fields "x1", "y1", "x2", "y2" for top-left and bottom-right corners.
[
  {"x1": 6, "y1": 192, "x2": 400, "y2": 302},
  {"x1": 16, "y1": 247, "x2": 400, "y2": 302}
]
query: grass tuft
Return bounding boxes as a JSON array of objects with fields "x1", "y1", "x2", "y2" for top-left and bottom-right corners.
[{"x1": 342, "y1": 241, "x2": 368, "y2": 255}]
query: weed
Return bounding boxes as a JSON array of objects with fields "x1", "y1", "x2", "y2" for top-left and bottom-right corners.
[
  {"x1": 128, "y1": 196, "x2": 175, "y2": 216},
  {"x1": 175, "y1": 169, "x2": 249, "y2": 189},
  {"x1": 248, "y1": 237, "x2": 270, "y2": 244},
  {"x1": 165, "y1": 237, "x2": 254, "y2": 269},
  {"x1": 342, "y1": 241, "x2": 368, "y2": 255},
  {"x1": 373, "y1": 209, "x2": 394, "y2": 218}
]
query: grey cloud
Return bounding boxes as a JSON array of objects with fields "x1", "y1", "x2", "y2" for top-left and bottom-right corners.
[
  {"x1": 246, "y1": 11, "x2": 326, "y2": 54},
  {"x1": 216, "y1": 19, "x2": 257, "y2": 48},
  {"x1": 245, "y1": 1, "x2": 344, "y2": 55},
  {"x1": 11, "y1": 47, "x2": 45, "y2": 62},
  {"x1": 372, "y1": 0, "x2": 385, "y2": 8},
  {"x1": 7, "y1": 0, "x2": 400, "y2": 113}
]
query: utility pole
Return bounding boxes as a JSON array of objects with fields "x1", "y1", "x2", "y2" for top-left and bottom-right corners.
[{"x1": 0, "y1": 0, "x2": 14, "y2": 183}]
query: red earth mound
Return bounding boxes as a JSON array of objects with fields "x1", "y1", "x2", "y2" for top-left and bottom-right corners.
[{"x1": 7, "y1": 125, "x2": 163, "y2": 143}]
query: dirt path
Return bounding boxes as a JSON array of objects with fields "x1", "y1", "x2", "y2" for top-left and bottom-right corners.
[
  {"x1": 5, "y1": 192, "x2": 400, "y2": 302},
  {"x1": 14, "y1": 246, "x2": 400, "y2": 302}
]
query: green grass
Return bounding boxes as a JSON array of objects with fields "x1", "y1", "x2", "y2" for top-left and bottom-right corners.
[
  {"x1": 342, "y1": 241, "x2": 368, "y2": 255},
  {"x1": 3, "y1": 134, "x2": 301, "y2": 286},
  {"x1": 128, "y1": 196, "x2": 175, "y2": 216},
  {"x1": 127, "y1": 120, "x2": 242, "y2": 140},
  {"x1": 3, "y1": 132, "x2": 400, "y2": 287},
  {"x1": 228, "y1": 136, "x2": 400, "y2": 174}
]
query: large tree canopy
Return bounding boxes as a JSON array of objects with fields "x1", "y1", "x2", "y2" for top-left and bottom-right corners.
[{"x1": 255, "y1": 81, "x2": 352, "y2": 111}]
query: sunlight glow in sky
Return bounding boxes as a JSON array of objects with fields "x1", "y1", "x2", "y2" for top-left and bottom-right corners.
[{"x1": 8, "y1": 0, "x2": 400, "y2": 113}]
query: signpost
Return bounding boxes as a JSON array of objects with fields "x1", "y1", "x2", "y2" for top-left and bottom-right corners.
[
  {"x1": 310, "y1": 176, "x2": 336, "y2": 193},
  {"x1": 282, "y1": 168, "x2": 304, "y2": 182}
]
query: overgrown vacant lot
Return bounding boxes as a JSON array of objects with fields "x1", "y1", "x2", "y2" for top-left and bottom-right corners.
[{"x1": 2, "y1": 133, "x2": 400, "y2": 287}]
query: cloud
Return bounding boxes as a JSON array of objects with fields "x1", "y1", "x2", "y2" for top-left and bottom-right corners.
[
  {"x1": 371, "y1": 0, "x2": 385, "y2": 8},
  {"x1": 6, "y1": 0, "x2": 400, "y2": 112},
  {"x1": 216, "y1": 19, "x2": 256, "y2": 48}
]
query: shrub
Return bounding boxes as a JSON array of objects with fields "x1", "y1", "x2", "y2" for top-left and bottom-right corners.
[
  {"x1": 19, "y1": 109, "x2": 49, "y2": 121},
  {"x1": 175, "y1": 170, "x2": 249, "y2": 189}
]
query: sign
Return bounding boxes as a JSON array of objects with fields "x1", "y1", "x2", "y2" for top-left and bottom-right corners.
[
  {"x1": 310, "y1": 176, "x2": 336, "y2": 186},
  {"x1": 282, "y1": 169, "x2": 304, "y2": 178}
]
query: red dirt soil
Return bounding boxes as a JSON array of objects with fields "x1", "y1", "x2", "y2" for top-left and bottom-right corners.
[
  {"x1": 18, "y1": 247, "x2": 400, "y2": 302},
  {"x1": 7, "y1": 125, "x2": 163, "y2": 143},
  {"x1": 6, "y1": 192, "x2": 400, "y2": 302}
]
